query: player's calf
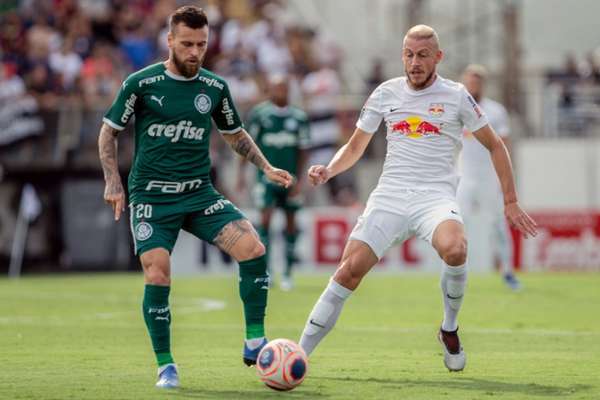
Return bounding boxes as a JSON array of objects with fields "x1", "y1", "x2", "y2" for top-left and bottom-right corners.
[{"x1": 299, "y1": 279, "x2": 352, "y2": 356}]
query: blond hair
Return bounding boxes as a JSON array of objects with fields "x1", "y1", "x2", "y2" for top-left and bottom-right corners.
[
  {"x1": 404, "y1": 24, "x2": 440, "y2": 49},
  {"x1": 463, "y1": 64, "x2": 488, "y2": 80}
]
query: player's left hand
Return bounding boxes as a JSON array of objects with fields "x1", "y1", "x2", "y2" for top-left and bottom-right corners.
[
  {"x1": 265, "y1": 167, "x2": 293, "y2": 188},
  {"x1": 505, "y1": 202, "x2": 537, "y2": 238}
]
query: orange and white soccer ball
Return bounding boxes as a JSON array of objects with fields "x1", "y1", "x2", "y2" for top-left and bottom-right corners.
[{"x1": 256, "y1": 338, "x2": 308, "y2": 391}]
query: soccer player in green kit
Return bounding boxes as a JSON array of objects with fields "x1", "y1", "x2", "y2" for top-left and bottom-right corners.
[
  {"x1": 98, "y1": 6, "x2": 292, "y2": 389},
  {"x1": 238, "y1": 75, "x2": 310, "y2": 291}
]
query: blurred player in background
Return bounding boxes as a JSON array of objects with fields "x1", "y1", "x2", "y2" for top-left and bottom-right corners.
[
  {"x1": 298, "y1": 25, "x2": 537, "y2": 372},
  {"x1": 238, "y1": 74, "x2": 310, "y2": 291},
  {"x1": 98, "y1": 6, "x2": 292, "y2": 389},
  {"x1": 458, "y1": 64, "x2": 521, "y2": 290}
]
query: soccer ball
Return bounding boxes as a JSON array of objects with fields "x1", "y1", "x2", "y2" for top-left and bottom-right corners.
[{"x1": 256, "y1": 338, "x2": 308, "y2": 391}]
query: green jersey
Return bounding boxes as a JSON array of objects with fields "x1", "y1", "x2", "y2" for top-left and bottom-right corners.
[
  {"x1": 246, "y1": 101, "x2": 310, "y2": 180},
  {"x1": 103, "y1": 62, "x2": 243, "y2": 204}
]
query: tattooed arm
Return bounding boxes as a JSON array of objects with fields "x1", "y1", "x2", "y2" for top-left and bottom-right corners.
[
  {"x1": 98, "y1": 123, "x2": 125, "y2": 220},
  {"x1": 222, "y1": 129, "x2": 293, "y2": 188}
]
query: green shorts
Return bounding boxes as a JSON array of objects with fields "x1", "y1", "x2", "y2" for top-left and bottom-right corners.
[
  {"x1": 252, "y1": 180, "x2": 302, "y2": 211},
  {"x1": 129, "y1": 189, "x2": 245, "y2": 256}
]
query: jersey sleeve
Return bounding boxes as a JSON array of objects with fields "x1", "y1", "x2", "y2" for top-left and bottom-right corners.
[
  {"x1": 356, "y1": 84, "x2": 384, "y2": 134},
  {"x1": 458, "y1": 86, "x2": 488, "y2": 133},
  {"x1": 212, "y1": 81, "x2": 243, "y2": 134},
  {"x1": 103, "y1": 77, "x2": 139, "y2": 131},
  {"x1": 298, "y1": 114, "x2": 311, "y2": 149}
]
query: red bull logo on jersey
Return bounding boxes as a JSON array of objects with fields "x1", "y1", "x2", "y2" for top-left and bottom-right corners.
[
  {"x1": 391, "y1": 116, "x2": 441, "y2": 138},
  {"x1": 428, "y1": 103, "x2": 445, "y2": 117}
]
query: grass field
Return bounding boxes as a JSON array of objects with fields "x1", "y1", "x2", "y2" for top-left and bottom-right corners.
[{"x1": 2, "y1": 272, "x2": 600, "y2": 399}]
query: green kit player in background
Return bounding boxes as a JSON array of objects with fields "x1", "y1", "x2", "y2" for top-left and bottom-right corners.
[
  {"x1": 97, "y1": 6, "x2": 292, "y2": 389},
  {"x1": 237, "y1": 75, "x2": 310, "y2": 291}
]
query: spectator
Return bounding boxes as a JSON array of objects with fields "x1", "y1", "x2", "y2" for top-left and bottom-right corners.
[
  {"x1": 49, "y1": 37, "x2": 83, "y2": 93},
  {"x1": 119, "y1": 23, "x2": 156, "y2": 70},
  {"x1": 26, "y1": 14, "x2": 61, "y2": 64}
]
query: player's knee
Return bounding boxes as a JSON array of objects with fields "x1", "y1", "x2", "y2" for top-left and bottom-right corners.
[
  {"x1": 334, "y1": 257, "x2": 363, "y2": 290},
  {"x1": 246, "y1": 239, "x2": 266, "y2": 260},
  {"x1": 144, "y1": 264, "x2": 170, "y2": 285},
  {"x1": 441, "y1": 240, "x2": 467, "y2": 266},
  {"x1": 141, "y1": 253, "x2": 170, "y2": 285}
]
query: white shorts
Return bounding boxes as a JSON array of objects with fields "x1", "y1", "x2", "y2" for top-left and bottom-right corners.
[{"x1": 349, "y1": 189, "x2": 463, "y2": 259}]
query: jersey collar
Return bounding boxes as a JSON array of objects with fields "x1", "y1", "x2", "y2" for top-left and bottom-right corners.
[
  {"x1": 404, "y1": 74, "x2": 440, "y2": 95},
  {"x1": 268, "y1": 101, "x2": 290, "y2": 115},
  {"x1": 163, "y1": 63, "x2": 200, "y2": 81}
]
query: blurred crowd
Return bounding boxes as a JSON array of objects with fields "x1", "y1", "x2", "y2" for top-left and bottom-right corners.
[
  {"x1": 0, "y1": 0, "x2": 365, "y2": 206},
  {"x1": 546, "y1": 51, "x2": 600, "y2": 136}
]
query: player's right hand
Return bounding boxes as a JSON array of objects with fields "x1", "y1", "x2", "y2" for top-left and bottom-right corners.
[
  {"x1": 505, "y1": 202, "x2": 537, "y2": 239},
  {"x1": 104, "y1": 181, "x2": 125, "y2": 221},
  {"x1": 308, "y1": 165, "x2": 331, "y2": 186}
]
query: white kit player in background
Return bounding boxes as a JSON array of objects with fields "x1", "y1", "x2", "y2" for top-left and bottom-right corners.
[
  {"x1": 458, "y1": 64, "x2": 521, "y2": 290},
  {"x1": 297, "y1": 25, "x2": 537, "y2": 372}
]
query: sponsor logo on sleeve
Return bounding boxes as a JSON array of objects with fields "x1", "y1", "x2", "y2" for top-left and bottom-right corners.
[
  {"x1": 121, "y1": 93, "x2": 137, "y2": 123},
  {"x1": 466, "y1": 95, "x2": 483, "y2": 118},
  {"x1": 221, "y1": 98, "x2": 235, "y2": 126}
]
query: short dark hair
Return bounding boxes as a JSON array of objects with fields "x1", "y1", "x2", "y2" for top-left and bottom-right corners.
[{"x1": 169, "y1": 5, "x2": 208, "y2": 33}]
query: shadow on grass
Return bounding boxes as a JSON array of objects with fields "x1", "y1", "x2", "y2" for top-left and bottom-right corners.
[
  {"x1": 312, "y1": 376, "x2": 593, "y2": 397},
  {"x1": 170, "y1": 387, "x2": 329, "y2": 399}
]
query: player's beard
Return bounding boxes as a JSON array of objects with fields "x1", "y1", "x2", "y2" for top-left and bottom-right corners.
[
  {"x1": 172, "y1": 51, "x2": 202, "y2": 78},
  {"x1": 406, "y1": 68, "x2": 436, "y2": 90}
]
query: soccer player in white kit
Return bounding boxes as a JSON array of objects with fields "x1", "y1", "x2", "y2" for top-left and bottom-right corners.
[
  {"x1": 458, "y1": 64, "x2": 521, "y2": 290},
  {"x1": 298, "y1": 25, "x2": 537, "y2": 372}
]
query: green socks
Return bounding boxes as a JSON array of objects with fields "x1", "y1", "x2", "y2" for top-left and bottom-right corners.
[
  {"x1": 238, "y1": 254, "x2": 269, "y2": 339},
  {"x1": 284, "y1": 231, "x2": 298, "y2": 277},
  {"x1": 143, "y1": 285, "x2": 174, "y2": 367},
  {"x1": 257, "y1": 225, "x2": 270, "y2": 274}
]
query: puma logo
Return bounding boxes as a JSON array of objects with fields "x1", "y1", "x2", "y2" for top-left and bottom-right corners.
[
  {"x1": 446, "y1": 294, "x2": 463, "y2": 300},
  {"x1": 155, "y1": 315, "x2": 170, "y2": 322},
  {"x1": 151, "y1": 95, "x2": 165, "y2": 107}
]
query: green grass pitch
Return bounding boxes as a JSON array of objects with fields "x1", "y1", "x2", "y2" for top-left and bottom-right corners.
[{"x1": 2, "y1": 272, "x2": 599, "y2": 399}]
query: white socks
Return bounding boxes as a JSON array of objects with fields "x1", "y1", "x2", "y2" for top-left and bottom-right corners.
[
  {"x1": 441, "y1": 264, "x2": 467, "y2": 332},
  {"x1": 299, "y1": 279, "x2": 352, "y2": 356}
]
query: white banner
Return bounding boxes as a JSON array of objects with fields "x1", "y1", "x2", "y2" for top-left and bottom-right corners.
[{"x1": 171, "y1": 206, "x2": 497, "y2": 275}]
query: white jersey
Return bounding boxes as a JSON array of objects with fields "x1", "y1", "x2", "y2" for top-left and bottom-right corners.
[
  {"x1": 357, "y1": 75, "x2": 488, "y2": 196},
  {"x1": 460, "y1": 97, "x2": 509, "y2": 183}
]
